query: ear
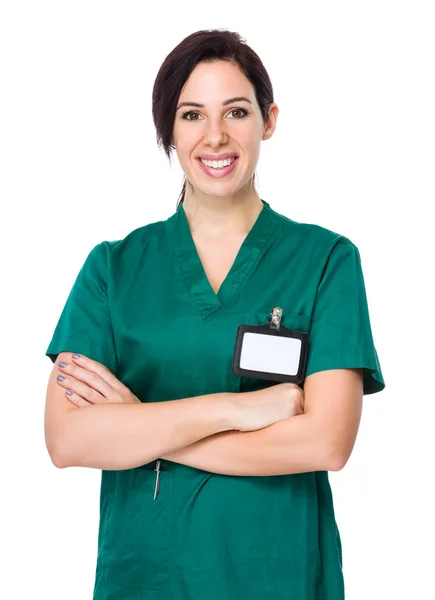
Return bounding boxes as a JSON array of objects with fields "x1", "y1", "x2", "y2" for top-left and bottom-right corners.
[{"x1": 262, "y1": 103, "x2": 279, "y2": 141}]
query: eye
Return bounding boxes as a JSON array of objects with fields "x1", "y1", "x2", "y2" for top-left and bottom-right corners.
[
  {"x1": 228, "y1": 108, "x2": 249, "y2": 119},
  {"x1": 181, "y1": 107, "x2": 249, "y2": 121},
  {"x1": 181, "y1": 111, "x2": 202, "y2": 121}
]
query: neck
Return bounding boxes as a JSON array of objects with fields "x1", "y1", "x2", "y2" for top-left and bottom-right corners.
[{"x1": 182, "y1": 192, "x2": 264, "y2": 237}]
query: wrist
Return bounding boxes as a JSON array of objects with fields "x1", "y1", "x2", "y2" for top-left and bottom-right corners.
[{"x1": 211, "y1": 392, "x2": 239, "y2": 433}]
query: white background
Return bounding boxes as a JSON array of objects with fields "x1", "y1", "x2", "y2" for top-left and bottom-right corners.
[{"x1": 1, "y1": 1, "x2": 434, "y2": 598}]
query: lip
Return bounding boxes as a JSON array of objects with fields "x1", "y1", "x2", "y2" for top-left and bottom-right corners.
[{"x1": 197, "y1": 156, "x2": 239, "y2": 179}]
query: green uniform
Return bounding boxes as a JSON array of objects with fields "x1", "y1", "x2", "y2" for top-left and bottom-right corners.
[{"x1": 46, "y1": 199, "x2": 385, "y2": 599}]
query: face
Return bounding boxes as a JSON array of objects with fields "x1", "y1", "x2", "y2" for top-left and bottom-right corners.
[{"x1": 171, "y1": 60, "x2": 278, "y2": 200}]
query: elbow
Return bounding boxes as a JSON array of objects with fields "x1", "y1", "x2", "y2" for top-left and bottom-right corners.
[
  {"x1": 327, "y1": 452, "x2": 348, "y2": 472},
  {"x1": 325, "y1": 443, "x2": 351, "y2": 471},
  {"x1": 322, "y1": 429, "x2": 357, "y2": 471},
  {"x1": 47, "y1": 446, "x2": 68, "y2": 469},
  {"x1": 51, "y1": 448, "x2": 72, "y2": 469},
  {"x1": 45, "y1": 411, "x2": 80, "y2": 469},
  {"x1": 45, "y1": 435, "x2": 73, "y2": 469}
]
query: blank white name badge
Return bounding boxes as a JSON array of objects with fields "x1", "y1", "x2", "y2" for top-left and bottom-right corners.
[{"x1": 232, "y1": 307, "x2": 309, "y2": 384}]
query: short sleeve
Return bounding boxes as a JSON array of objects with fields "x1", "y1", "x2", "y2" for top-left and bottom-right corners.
[
  {"x1": 45, "y1": 242, "x2": 117, "y2": 373},
  {"x1": 305, "y1": 237, "x2": 385, "y2": 395}
]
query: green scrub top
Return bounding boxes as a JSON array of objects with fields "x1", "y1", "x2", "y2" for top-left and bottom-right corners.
[{"x1": 45, "y1": 199, "x2": 385, "y2": 600}]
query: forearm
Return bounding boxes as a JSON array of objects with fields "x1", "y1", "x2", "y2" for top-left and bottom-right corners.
[
  {"x1": 56, "y1": 393, "x2": 236, "y2": 470},
  {"x1": 162, "y1": 413, "x2": 334, "y2": 476}
]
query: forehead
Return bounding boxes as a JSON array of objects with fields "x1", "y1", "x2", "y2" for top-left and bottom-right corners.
[{"x1": 178, "y1": 61, "x2": 254, "y2": 102}]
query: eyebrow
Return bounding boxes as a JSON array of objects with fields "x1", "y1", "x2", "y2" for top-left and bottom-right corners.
[{"x1": 176, "y1": 96, "x2": 253, "y2": 111}]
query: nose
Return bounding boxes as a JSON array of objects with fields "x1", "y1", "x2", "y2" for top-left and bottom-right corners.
[{"x1": 202, "y1": 117, "x2": 229, "y2": 148}]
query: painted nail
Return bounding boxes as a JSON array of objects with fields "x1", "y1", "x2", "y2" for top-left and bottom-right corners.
[
  {"x1": 58, "y1": 361, "x2": 67, "y2": 367},
  {"x1": 66, "y1": 389, "x2": 73, "y2": 395},
  {"x1": 72, "y1": 354, "x2": 81, "y2": 359},
  {"x1": 56, "y1": 375, "x2": 65, "y2": 381}
]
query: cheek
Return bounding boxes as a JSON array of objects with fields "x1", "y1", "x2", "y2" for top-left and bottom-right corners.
[
  {"x1": 239, "y1": 133, "x2": 261, "y2": 164},
  {"x1": 173, "y1": 119, "x2": 197, "y2": 143},
  {"x1": 173, "y1": 128, "x2": 197, "y2": 158},
  {"x1": 177, "y1": 148, "x2": 196, "y2": 171},
  {"x1": 235, "y1": 122, "x2": 261, "y2": 149},
  {"x1": 171, "y1": 129, "x2": 194, "y2": 164}
]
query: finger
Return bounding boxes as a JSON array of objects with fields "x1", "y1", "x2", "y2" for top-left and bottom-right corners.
[
  {"x1": 69, "y1": 354, "x2": 126, "y2": 393},
  {"x1": 65, "y1": 388, "x2": 92, "y2": 408},
  {"x1": 56, "y1": 373, "x2": 106, "y2": 405},
  {"x1": 57, "y1": 358, "x2": 115, "y2": 401}
]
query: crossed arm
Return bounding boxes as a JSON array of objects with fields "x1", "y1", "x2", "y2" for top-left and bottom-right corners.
[
  {"x1": 47, "y1": 353, "x2": 363, "y2": 474},
  {"x1": 162, "y1": 368, "x2": 363, "y2": 476}
]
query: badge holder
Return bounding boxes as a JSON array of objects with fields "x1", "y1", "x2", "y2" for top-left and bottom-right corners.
[{"x1": 232, "y1": 307, "x2": 309, "y2": 384}]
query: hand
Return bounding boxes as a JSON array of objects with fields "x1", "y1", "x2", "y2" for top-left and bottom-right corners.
[
  {"x1": 232, "y1": 382, "x2": 305, "y2": 432},
  {"x1": 56, "y1": 353, "x2": 141, "y2": 407}
]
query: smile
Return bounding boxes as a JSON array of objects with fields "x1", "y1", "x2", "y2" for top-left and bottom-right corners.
[{"x1": 197, "y1": 156, "x2": 239, "y2": 178}]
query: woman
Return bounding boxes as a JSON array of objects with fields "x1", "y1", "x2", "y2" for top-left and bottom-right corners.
[{"x1": 44, "y1": 29, "x2": 385, "y2": 599}]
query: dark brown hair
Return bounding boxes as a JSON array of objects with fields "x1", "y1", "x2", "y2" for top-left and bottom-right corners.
[{"x1": 151, "y1": 29, "x2": 274, "y2": 209}]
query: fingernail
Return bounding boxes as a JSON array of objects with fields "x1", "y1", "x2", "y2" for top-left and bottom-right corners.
[
  {"x1": 56, "y1": 375, "x2": 65, "y2": 381},
  {"x1": 72, "y1": 354, "x2": 81, "y2": 359},
  {"x1": 58, "y1": 361, "x2": 67, "y2": 367},
  {"x1": 66, "y1": 389, "x2": 73, "y2": 395}
]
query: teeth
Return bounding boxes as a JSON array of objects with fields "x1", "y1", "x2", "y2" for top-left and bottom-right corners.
[{"x1": 200, "y1": 157, "x2": 236, "y2": 168}]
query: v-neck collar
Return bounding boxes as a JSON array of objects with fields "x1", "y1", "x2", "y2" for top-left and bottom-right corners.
[{"x1": 165, "y1": 199, "x2": 282, "y2": 320}]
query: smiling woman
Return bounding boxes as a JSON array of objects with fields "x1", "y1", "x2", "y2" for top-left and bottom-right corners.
[
  {"x1": 151, "y1": 30, "x2": 277, "y2": 209},
  {"x1": 44, "y1": 28, "x2": 385, "y2": 600}
]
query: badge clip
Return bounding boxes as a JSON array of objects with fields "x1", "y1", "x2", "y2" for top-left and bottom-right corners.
[{"x1": 269, "y1": 306, "x2": 282, "y2": 332}]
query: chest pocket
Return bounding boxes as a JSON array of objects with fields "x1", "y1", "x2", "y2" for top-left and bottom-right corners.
[
  {"x1": 99, "y1": 469, "x2": 174, "y2": 591},
  {"x1": 238, "y1": 310, "x2": 311, "y2": 393}
]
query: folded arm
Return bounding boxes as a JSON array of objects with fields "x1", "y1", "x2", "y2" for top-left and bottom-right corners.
[
  {"x1": 162, "y1": 369, "x2": 363, "y2": 476},
  {"x1": 45, "y1": 352, "x2": 238, "y2": 470}
]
